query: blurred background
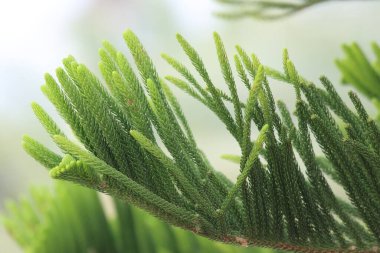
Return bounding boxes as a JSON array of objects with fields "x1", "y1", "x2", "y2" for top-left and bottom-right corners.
[{"x1": 1, "y1": 0, "x2": 380, "y2": 251}]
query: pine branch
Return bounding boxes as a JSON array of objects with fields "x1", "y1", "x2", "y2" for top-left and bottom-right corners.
[{"x1": 21, "y1": 30, "x2": 380, "y2": 252}]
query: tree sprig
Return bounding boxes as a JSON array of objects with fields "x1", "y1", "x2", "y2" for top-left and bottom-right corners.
[{"x1": 21, "y1": 30, "x2": 380, "y2": 252}]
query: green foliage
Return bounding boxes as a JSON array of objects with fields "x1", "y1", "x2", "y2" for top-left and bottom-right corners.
[
  {"x1": 2, "y1": 182, "x2": 271, "y2": 253},
  {"x1": 21, "y1": 30, "x2": 380, "y2": 252},
  {"x1": 336, "y1": 42, "x2": 380, "y2": 121},
  {"x1": 214, "y1": 0, "x2": 365, "y2": 20}
]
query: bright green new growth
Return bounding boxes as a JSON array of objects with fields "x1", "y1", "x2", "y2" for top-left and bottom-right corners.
[
  {"x1": 2, "y1": 182, "x2": 270, "y2": 253},
  {"x1": 23, "y1": 30, "x2": 380, "y2": 252}
]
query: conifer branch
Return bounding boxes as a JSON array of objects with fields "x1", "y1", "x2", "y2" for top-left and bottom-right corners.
[{"x1": 21, "y1": 30, "x2": 380, "y2": 252}]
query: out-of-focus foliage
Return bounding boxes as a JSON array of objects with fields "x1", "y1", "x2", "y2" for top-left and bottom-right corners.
[
  {"x1": 336, "y1": 42, "x2": 380, "y2": 122},
  {"x1": 2, "y1": 182, "x2": 274, "y2": 253},
  {"x1": 215, "y1": 0, "x2": 373, "y2": 20}
]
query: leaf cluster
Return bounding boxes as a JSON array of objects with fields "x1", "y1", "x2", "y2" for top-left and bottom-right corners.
[{"x1": 22, "y1": 30, "x2": 380, "y2": 252}]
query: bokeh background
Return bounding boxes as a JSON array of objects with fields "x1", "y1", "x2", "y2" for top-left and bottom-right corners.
[{"x1": 1, "y1": 0, "x2": 380, "y2": 251}]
